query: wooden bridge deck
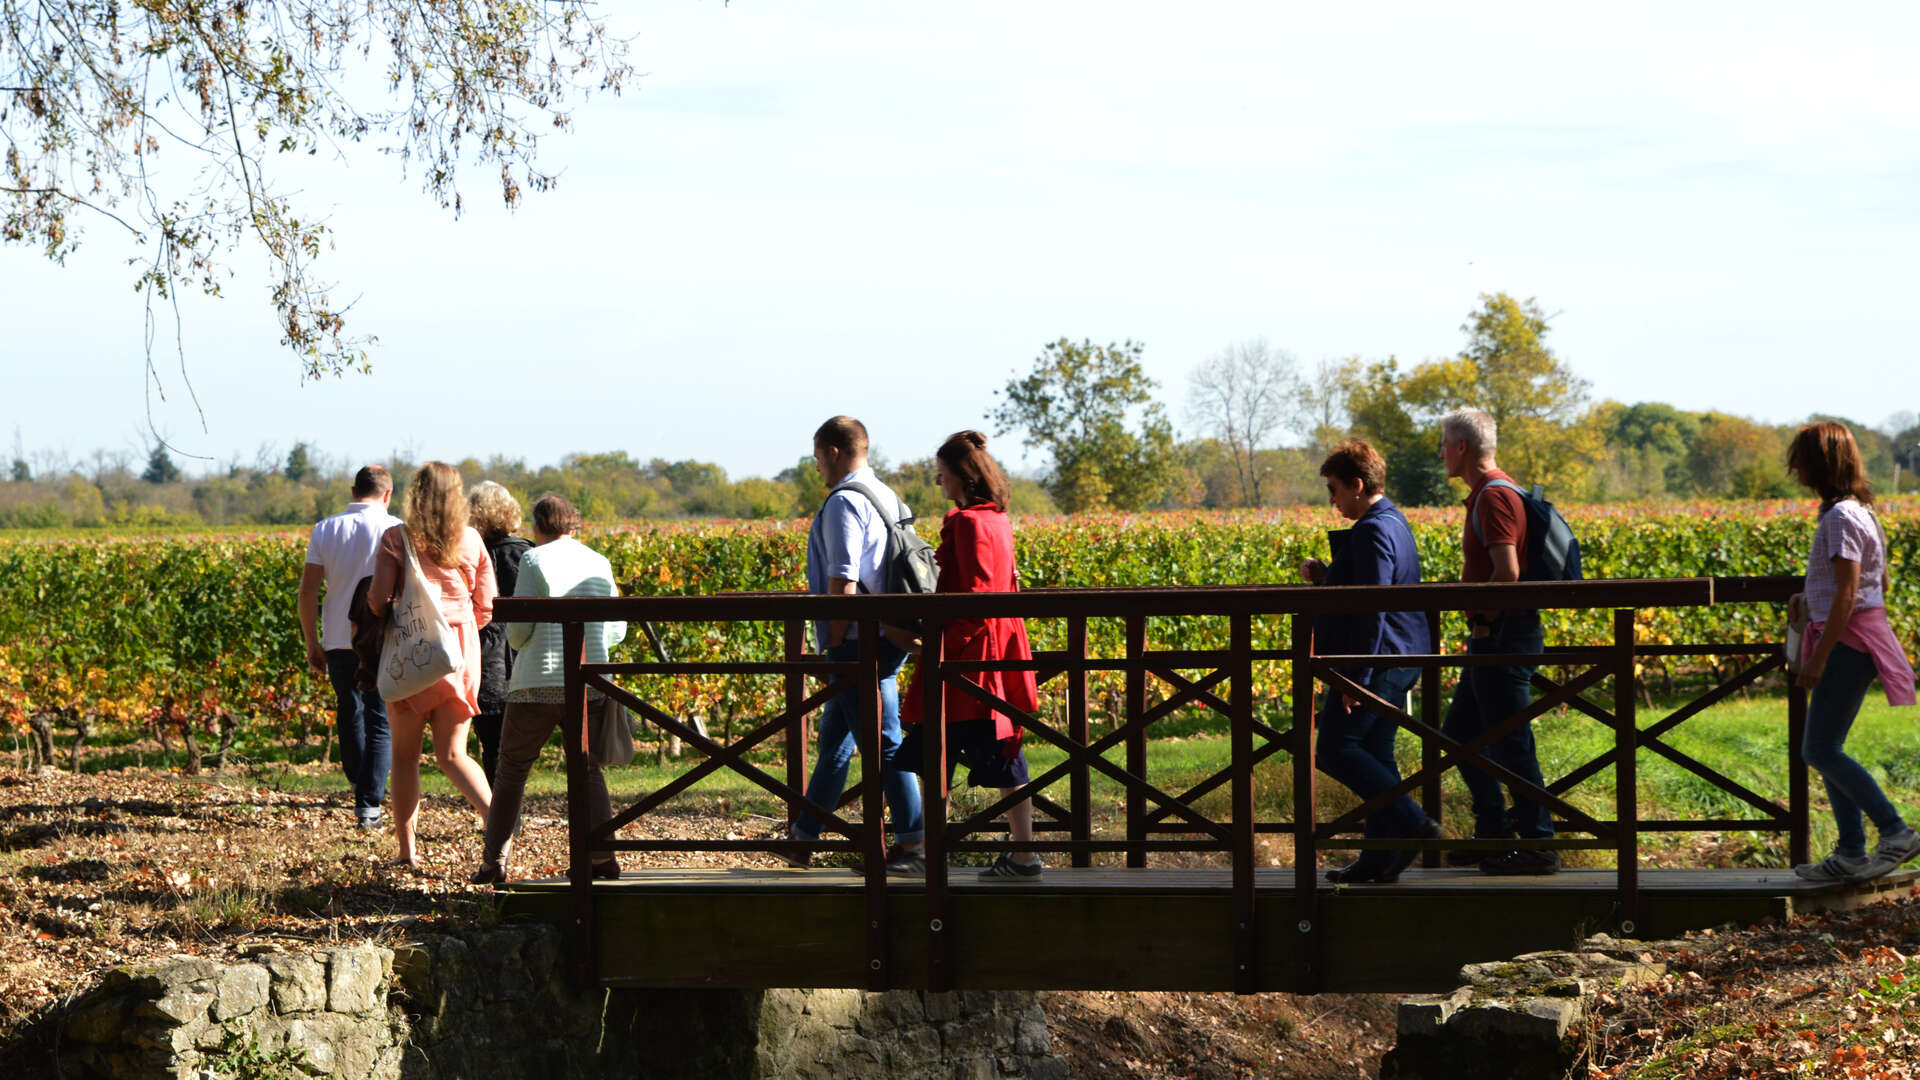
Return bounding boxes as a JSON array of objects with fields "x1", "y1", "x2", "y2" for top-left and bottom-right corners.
[{"x1": 498, "y1": 866, "x2": 1919, "y2": 994}]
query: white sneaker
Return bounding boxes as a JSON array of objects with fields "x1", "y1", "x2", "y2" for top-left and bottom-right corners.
[
  {"x1": 1794, "y1": 851, "x2": 1869, "y2": 882},
  {"x1": 1862, "y1": 828, "x2": 1920, "y2": 880}
]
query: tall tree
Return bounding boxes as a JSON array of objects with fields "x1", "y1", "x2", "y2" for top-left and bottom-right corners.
[
  {"x1": 1185, "y1": 339, "x2": 1301, "y2": 507},
  {"x1": 2, "y1": 2, "x2": 631, "y2": 381},
  {"x1": 1298, "y1": 357, "x2": 1356, "y2": 457},
  {"x1": 1400, "y1": 293, "x2": 1600, "y2": 494},
  {"x1": 1684, "y1": 413, "x2": 1793, "y2": 499},
  {"x1": 141, "y1": 446, "x2": 181, "y2": 485},
  {"x1": 284, "y1": 442, "x2": 313, "y2": 483},
  {"x1": 1340, "y1": 357, "x2": 1451, "y2": 506},
  {"x1": 989, "y1": 338, "x2": 1177, "y2": 513}
]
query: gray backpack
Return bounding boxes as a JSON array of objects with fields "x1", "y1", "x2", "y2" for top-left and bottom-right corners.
[
  {"x1": 1470, "y1": 478, "x2": 1583, "y2": 582},
  {"x1": 825, "y1": 481, "x2": 940, "y2": 604}
]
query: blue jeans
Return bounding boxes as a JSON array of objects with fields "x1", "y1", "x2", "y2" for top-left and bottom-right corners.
[
  {"x1": 1803, "y1": 643, "x2": 1903, "y2": 857},
  {"x1": 1316, "y1": 665, "x2": 1427, "y2": 838},
  {"x1": 325, "y1": 649, "x2": 391, "y2": 818},
  {"x1": 792, "y1": 638, "x2": 924, "y2": 846},
  {"x1": 1441, "y1": 612, "x2": 1553, "y2": 839}
]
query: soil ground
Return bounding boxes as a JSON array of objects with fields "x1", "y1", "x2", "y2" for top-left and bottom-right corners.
[{"x1": 1, "y1": 755, "x2": 1917, "y2": 1078}]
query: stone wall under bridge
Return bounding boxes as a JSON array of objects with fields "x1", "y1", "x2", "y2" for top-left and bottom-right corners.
[{"x1": 27, "y1": 925, "x2": 1068, "y2": 1079}]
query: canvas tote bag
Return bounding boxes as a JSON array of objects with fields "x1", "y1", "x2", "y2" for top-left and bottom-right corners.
[
  {"x1": 377, "y1": 529, "x2": 463, "y2": 701},
  {"x1": 592, "y1": 694, "x2": 637, "y2": 767}
]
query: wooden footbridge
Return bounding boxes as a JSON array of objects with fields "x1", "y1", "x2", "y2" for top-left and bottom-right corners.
[{"x1": 492, "y1": 576, "x2": 1915, "y2": 995}]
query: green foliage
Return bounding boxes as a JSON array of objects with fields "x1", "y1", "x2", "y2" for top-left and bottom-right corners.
[
  {"x1": 141, "y1": 447, "x2": 181, "y2": 486},
  {"x1": 1351, "y1": 293, "x2": 1600, "y2": 499},
  {"x1": 202, "y1": 1024, "x2": 309, "y2": 1079},
  {"x1": 990, "y1": 338, "x2": 1179, "y2": 512},
  {"x1": 1340, "y1": 357, "x2": 1452, "y2": 506},
  {"x1": 283, "y1": 443, "x2": 313, "y2": 483},
  {"x1": 1685, "y1": 413, "x2": 1796, "y2": 499},
  {"x1": 3, "y1": 502, "x2": 1911, "y2": 743}
]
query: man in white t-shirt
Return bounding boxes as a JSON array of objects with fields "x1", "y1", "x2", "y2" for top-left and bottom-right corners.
[
  {"x1": 783, "y1": 416, "x2": 925, "y2": 873},
  {"x1": 299, "y1": 466, "x2": 401, "y2": 828}
]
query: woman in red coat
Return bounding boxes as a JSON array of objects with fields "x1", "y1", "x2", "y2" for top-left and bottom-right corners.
[{"x1": 902, "y1": 431, "x2": 1043, "y2": 878}]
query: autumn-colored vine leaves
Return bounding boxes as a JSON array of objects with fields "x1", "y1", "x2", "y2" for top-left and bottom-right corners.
[{"x1": 0, "y1": 503, "x2": 1909, "y2": 740}]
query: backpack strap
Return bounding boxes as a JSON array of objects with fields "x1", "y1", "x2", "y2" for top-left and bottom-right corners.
[
  {"x1": 824, "y1": 480, "x2": 908, "y2": 526},
  {"x1": 1468, "y1": 477, "x2": 1524, "y2": 544}
]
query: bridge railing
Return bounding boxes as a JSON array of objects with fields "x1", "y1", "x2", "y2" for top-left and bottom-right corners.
[{"x1": 493, "y1": 574, "x2": 1805, "y2": 991}]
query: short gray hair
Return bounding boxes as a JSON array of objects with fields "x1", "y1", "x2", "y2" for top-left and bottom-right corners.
[
  {"x1": 467, "y1": 481, "x2": 522, "y2": 539},
  {"x1": 1439, "y1": 408, "x2": 1498, "y2": 458}
]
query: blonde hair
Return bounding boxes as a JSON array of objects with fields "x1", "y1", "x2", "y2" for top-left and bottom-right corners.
[
  {"x1": 405, "y1": 462, "x2": 469, "y2": 567},
  {"x1": 467, "y1": 480, "x2": 522, "y2": 540}
]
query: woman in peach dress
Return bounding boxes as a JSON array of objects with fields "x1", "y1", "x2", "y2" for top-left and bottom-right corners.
[{"x1": 368, "y1": 462, "x2": 497, "y2": 868}]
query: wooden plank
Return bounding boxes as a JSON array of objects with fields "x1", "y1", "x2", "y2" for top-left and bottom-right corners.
[
  {"x1": 501, "y1": 865, "x2": 1910, "y2": 895},
  {"x1": 498, "y1": 866, "x2": 1919, "y2": 994}
]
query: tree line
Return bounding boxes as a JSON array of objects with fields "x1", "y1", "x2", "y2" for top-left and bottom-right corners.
[
  {"x1": 992, "y1": 293, "x2": 1919, "y2": 512},
  {"x1": 5, "y1": 291, "x2": 1915, "y2": 530}
]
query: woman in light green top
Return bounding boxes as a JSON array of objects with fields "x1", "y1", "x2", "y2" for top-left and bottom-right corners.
[{"x1": 472, "y1": 493, "x2": 628, "y2": 884}]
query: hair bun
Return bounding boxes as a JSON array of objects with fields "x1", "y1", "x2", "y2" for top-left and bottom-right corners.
[{"x1": 964, "y1": 430, "x2": 987, "y2": 449}]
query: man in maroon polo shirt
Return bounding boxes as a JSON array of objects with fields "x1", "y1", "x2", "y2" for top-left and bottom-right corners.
[{"x1": 1438, "y1": 408, "x2": 1557, "y2": 875}]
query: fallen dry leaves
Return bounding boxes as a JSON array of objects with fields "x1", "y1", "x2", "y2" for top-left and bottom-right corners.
[
  {"x1": 1585, "y1": 888, "x2": 1920, "y2": 1079},
  {"x1": 4, "y1": 759, "x2": 1920, "y2": 1079}
]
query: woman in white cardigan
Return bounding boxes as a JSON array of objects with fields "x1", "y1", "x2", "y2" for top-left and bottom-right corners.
[{"x1": 471, "y1": 493, "x2": 627, "y2": 884}]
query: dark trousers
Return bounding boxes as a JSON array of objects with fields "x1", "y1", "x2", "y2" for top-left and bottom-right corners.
[
  {"x1": 325, "y1": 649, "x2": 391, "y2": 817},
  {"x1": 1803, "y1": 643, "x2": 1902, "y2": 857},
  {"x1": 1440, "y1": 613, "x2": 1552, "y2": 839},
  {"x1": 1315, "y1": 665, "x2": 1427, "y2": 838}
]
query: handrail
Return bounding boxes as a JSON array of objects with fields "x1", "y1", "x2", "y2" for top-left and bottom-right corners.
[
  {"x1": 494, "y1": 576, "x2": 1721, "y2": 623},
  {"x1": 494, "y1": 575, "x2": 1804, "y2": 991}
]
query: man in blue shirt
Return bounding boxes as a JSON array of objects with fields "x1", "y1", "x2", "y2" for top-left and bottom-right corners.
[{"x1": 784, "y1": 416, "x2": 926, "y2": 873}]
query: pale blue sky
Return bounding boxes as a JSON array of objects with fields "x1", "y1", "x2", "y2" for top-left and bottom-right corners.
[{"x1": 5, "y1": 1, "x2": 1917, "y2": 478}]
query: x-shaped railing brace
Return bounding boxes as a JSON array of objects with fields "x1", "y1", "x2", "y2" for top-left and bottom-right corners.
[
  {"x1": 587, "y1": 671, "x2": 864, "y2": 844},
  {"x1": 1313, "y1": 661, "x2": 1614, "y2": 840},
  {"x1": 1139, "y1": 667, "x2": 1293, "y2": 831},
  {"x1": 938, "y1": 673, "x2": 1232, "y2": 844},
  {"x1": 1541, "y1": 653, "x2": 1789, "y2": 822}
]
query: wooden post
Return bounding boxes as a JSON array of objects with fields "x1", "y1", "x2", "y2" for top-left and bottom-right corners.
[
  {"x1": 784, "y1": 619, "x2": 806, "y2": 832},
  {"x1": 1613, "y1": 609, "x2": 1640, "y2": 936},
  {"x1": 562, "y1": 620, "x2": 596, "y2": 988},
  {"x1": 1788, "y1": 677, "x2": 1810, "y2": 867},
  {"x1": 921, "y1": 623, "x2": 951, "y2": 992},
  {"x1": 1230, "y1": 612, "x2": 1257, "y2": 993},
  {"x1": 858, "y1": 621, "x2": 889, "y2": 990},
  {"x1": 1069, "y1": 616, "x2": 1092, "y2": 868},
  {"x1": 1421, "y1": 609, "x2": 1444, "y2": 868},
  {"x1": 1290, "y1": 612, "x2": 1319, "y2": 992},
  {"x1": 1126, "y1": 614, "x2": 1148, "y2": 869}
]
